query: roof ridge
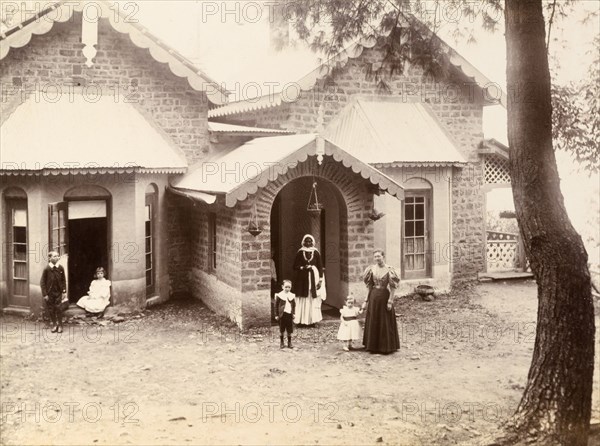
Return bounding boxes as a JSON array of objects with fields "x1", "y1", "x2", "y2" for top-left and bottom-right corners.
[
  {"x1": 208, "y1": 14, "x2": 506, "y2": 118},
  {"x1": 0, "y1": 0, "x2": 228, "y2": 104}
]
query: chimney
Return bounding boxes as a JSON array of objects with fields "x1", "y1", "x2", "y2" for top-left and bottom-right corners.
[{"x1": 269, "y1": 1, "x2": 290, "y2": 51}]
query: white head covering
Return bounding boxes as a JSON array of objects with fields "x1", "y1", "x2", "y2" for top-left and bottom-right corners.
[{"x1": 300, "y1": 234, "x2": 317, "y2": 251}]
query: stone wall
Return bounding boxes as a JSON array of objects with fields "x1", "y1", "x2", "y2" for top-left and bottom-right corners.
[
  {"x1": 166, "y1": 193, "x2": 192, "y2": 296},
  {"x1": 1, "y1": 14, "x2": 210, "y2": 164},
  {"x1": 218, "y1": 46, "x2": 486, "y2": 283},
  {"x1": 1, "y1": 13, "x2": 213, "y2": 302},
  {"x1": 185, "y1": 154, "x2": 378, "y2": 329}
]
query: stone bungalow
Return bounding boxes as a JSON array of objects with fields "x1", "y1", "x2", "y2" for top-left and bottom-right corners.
[
  {"x1": 207, "y1": 16, "x2": 509, "y2": 299},
  {"x1": 1, "y1": 2, "x2": 509, "y2": 329},
  {"x1": 0, "y1": 1, "x2": 225, "y2": 314}
]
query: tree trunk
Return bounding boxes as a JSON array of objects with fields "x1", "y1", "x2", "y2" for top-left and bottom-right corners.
[{"x1": 500, "y1": 0, "x2": 596, "y2": 444}]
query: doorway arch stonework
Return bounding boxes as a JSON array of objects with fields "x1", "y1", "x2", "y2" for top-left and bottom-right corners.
[{"x1": 238, "y1": 155, "x2": 377, "y2": 328}]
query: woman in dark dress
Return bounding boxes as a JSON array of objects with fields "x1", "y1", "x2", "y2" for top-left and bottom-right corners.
[
  {"x1": 292, "y1": 234, "x2": 324, "y2": 325},
  {"x1": 361, "y1": 249, "x2": 400, "y2": 354}
]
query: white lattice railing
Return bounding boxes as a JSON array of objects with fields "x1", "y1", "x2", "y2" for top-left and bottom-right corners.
[
  {"x1": 485, "y1": 154, "x2": 511, "y2": 185},
  {"x1": 486, "y1": 230, "x2": 523, "y2": 271}
]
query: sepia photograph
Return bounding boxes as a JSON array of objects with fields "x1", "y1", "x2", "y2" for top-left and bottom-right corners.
[{"x1": 0, "y1": 1, "x2": 598, "y2": 445}]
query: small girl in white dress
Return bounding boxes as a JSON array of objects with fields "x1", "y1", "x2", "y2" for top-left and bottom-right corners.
[
  {"x1": 337, "y1": 297, "x2": 363, "y2": 351},
  {"x1": 77, "y1": 267, "x2": 111, "y2": 315}
]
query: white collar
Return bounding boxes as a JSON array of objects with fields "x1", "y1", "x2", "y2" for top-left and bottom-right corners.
[{"x1": 49, "y1": 263, "x2": 58, "y2": 268}]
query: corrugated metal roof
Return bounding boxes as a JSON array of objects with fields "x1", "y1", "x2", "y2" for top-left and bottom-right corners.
[
  {"x1": 170, "y1": 134, "x2": 404, "y2": 207},
  {"x1": 1, "y1": 93, "x2": 188, "y2": 173},
  {"x1": 323, "y1": 100, "x2": 466, "y2": 165},
  {"x1": 208, "y1": 122, "x2": 293, "y2": 135},
  {"x1": 173, "y1": 134, "x2": 316, "y2": 195}
]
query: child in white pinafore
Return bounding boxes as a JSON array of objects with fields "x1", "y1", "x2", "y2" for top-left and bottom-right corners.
[
  {"x1": 337, "y1": 297, "x2": 363, "y2": 351},
  {"x1": 76, "y1": 267, "x2": 111, "y2": 315}
]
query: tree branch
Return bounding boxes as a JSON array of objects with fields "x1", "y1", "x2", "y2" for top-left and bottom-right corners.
[{"x1": 546, "y1": 0, "x2": 558, "y2": 53}]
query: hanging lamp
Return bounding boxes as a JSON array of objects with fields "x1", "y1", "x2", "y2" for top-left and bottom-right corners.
[
  {"x1": 307, "y1": 176, "x2": 324, "y2": 213},
  {"x1": 247, "y1": 202, "x2": 262, "y2": 236}
]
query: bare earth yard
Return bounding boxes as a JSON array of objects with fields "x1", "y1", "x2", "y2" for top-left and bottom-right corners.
[{"x1": 1, "y1": 281, "x2": 599, "y2": 445}]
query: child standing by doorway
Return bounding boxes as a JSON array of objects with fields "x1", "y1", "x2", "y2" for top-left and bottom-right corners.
[
  {"x1": 274, "y1": 280, "x2": 296, "y2": 349},
  {"x1": 337, "y1": 297, "x2": 363, "y2": 351},
  {"x1": 40, "y1": 251, "x2": 67, "y2": 333}
]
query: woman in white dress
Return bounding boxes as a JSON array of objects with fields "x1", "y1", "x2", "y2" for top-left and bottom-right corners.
[
  {"x1": 292, "y1": 234, "x2": 324, "y2": 325},
  {"x1": 77, "y1": 267, "x2": 111, "y2": 315}
]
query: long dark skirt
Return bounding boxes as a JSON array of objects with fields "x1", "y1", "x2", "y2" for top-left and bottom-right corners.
[{"x1": 363, "y1": 288, "x2": 399, "y2": 354}]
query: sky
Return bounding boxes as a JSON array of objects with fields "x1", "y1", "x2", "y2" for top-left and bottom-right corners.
[
  {"x1": 3, "y1": 0, "x2": 598, "y2": 260},
  {"x1": 125, "y1": 0, "x2": 599, "y2": 260}
]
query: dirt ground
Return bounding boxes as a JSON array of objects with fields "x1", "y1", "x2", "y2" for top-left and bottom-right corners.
[{"x1": 1, "y1": 280, "x2": 599, "y2": 446}]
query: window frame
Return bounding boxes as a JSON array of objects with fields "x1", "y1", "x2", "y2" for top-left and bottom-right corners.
[
  {"x1": 6, "y1": 199, "x2": 29, "y2": 306},
  {"x1": 145, "y1": 191, "x2": 157, "y2": 298},
  {"x1": 401, "y1": 189, "x2": 433, "y2": 280},
  {"x1": 208, "y1": 212, "x2": 217, "y2": 272}
]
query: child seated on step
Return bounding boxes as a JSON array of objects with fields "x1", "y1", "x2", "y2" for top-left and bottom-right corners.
[{"x1": 76, "y1": 267, "x2": 111, "y2": 316}]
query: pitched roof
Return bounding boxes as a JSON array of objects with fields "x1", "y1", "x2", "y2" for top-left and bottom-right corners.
[
  {"x1": 323, "y1": 99, "x2": 466, "y2": 165},
  {"x1": 170, "y1": 133, "x2": 404, "y2": 207},
  {"x1": 209, "y1": 15, "x2": 506, "y2": 118},
  {"x1": 1, "y1": 92, "x2": 188, "y2": 174},
  {"x1": 0, "y1": 1, "x2": 228, "y2": 104}
]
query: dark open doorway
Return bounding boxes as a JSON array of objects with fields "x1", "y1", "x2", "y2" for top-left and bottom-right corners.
[
  {"x1": 67, "y1": 202, "x2": 109, "y2": 303},
  {"x1": 270, "y1": 177, "x2": 347, "y2": 311}
]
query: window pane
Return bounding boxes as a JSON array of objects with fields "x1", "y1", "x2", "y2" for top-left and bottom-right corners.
[
  {"x1": 415, "y1": 203, "x2": 424, "y2": 219},
  {"x1": 146, "y1": 253, "x2": 152, "y2": 270},
  {"x1": 146, "y1": 270, "x2": 152, "y2": 287},
  {"x1": 59, "y1": 210, "x2": 66, "y2": 226},
  {"x1": 404, "y1": 239, "x2": 414, "y2": 254},
  {"x1": 405, "y1": 204, "x2": 414, "y2": 220},
  {"x1": 415, "y1": 254, "x2": 425, "y2": 270},
  {"x1": 405, "y1": 221, "x2": 414, "y2": 236},
  {"x1": 13, "y1": 209, "x2": 26, "y2": 227},
  {"x1": 51, "y1": 229, "x2": 59, "y2": 251},
  {"x1": 14, "y1": 262, "x2": 27, "y2": 278},
  {"x1": 14, "y1": 244, "x2": 27, "y2": 260},
  {"x1": 415, "y1": 221, "x2": 424, "y2": 236},
  {"x1": 13, "y1": 279, "x2": 27, "y2": 296},
  {"x1": 406, "y1": 255, "x2": 414, "y2": 271},
  {"x1": 415, "y1": 237, "x2": 425, "y2": 254},
  {"x1": 406, "y1": 197, "x2": 414, "y2": 204},
  {"x1": 145, "y1": 205, "x2": 151, "y2": 222},
  {"x1": 145, "y1": 221, "x2": 151, "y2": 235},
  {"x1": 59, "y1": 229, "x2": 66, "y2": 246},
  {"x1": 415, "y1": 197, "x2": 425, "y2": 203},
  {"x1": 145, "y1": 237, "x2": 152, "y2": 253},
  {"x1": 14, "y1": 227, "x2": 26, "y2": 243}
]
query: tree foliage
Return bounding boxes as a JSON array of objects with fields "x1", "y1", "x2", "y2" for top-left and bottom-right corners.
[
  {"x1": 285, "y1": 0, "x2": 598, "y2": 172},
  {"x1": 551, "y1": 35, "x2": 600, "y2": 171}
]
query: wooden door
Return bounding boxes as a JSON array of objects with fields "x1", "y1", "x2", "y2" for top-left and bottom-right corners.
[{"x1": 48, "y1": 202, "x2": 69, "y2": 296}]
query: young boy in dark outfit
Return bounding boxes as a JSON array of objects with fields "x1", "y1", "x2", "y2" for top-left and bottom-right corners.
[
  {"x1": 41, "y1": 251, "x2": 67, "y2": 333},
  {"x1": 274, "y1": 280, "x2": 296, "y2": 349}
]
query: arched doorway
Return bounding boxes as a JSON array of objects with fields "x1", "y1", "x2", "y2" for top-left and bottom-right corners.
[
  {"x1": 270, "y1": 177, "x2": 348, "y2": 311},
  {"x1": 63, "y1": 185, "x2": 111, "y2": 303}
]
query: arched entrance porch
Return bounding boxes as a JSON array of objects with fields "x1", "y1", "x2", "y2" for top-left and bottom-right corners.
[
  {"x1": 63, "y1": 185, "x2": 111, "y2": 303},
  {"x1": 270, "y1": 176, "x2": 348, "y2": 312}
]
